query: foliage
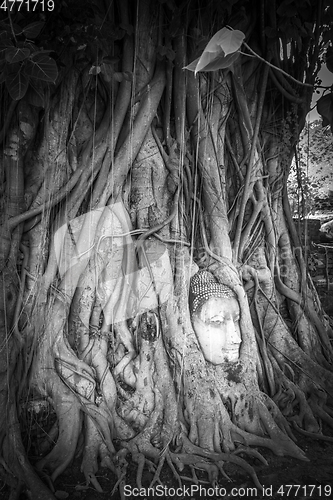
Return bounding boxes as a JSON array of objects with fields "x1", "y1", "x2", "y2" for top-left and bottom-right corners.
[
  {"x1": 315, "y1": 0, "x2": 333, "y2": 130},
  {"x1": 287, "y1": 166, "x2": 316, "y2": 217},
  {"x1": 289, "y1": 126, "x2": 332, "y2": 214},
  {"x1": 0, "y1": 18, "x2": 58, "y2": 100},
  {"x1": 288, "y1": 120, "x2": 333, "y2": 216}
]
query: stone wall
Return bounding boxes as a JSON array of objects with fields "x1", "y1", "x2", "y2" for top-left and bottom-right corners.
[{"x1": 292, "y1": 218, "x2": 322, "y2": 243}]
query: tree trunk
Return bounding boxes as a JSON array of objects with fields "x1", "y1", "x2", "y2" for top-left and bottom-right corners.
[{"x1": 0, "y1": 0, "x2": 332, "y2": 497}]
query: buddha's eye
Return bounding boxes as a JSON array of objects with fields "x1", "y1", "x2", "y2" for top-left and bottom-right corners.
[{"x1": 210, "y1": 319, "x2": 224, "y2": 326}]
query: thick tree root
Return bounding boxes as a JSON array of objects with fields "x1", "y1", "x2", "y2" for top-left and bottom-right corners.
[
  {"x1": 170, "y1": 434, "x2": 264, "y2": 491},
  {"x1": 81, "y1": 415, "x2": 112, "y2": 492},
  {"x1": 292, "y1": 423, "x2": 333, "y2": 442},
  {"x1": 3, "y1": 400, "x2": 57, "y2": 500},
  {"x1": 35, "y1": 382, "x2": 82, "y2": 482},
  {"x1": 270, "y1": 355, "x2": 322, "y2": 432}
]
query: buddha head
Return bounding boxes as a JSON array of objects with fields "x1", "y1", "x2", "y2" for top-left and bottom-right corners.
[{"x1": 189, "y1": 270, "x2": 242, "y2": 364}]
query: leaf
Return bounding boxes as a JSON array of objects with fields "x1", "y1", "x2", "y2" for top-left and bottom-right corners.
[
  {"x1": 198, "y1": 51, "x2": 240, "y2": 72},
  {"x1": 184, "y1": 51, "x2": 240, "y2": 74},
  {"x1": 183, "y1": 57, "x2": 200, "y2": 72},
  {"x1": 12, "y1": 23, "x2": 22, "y2": 36},
  {"x1": 0, "y1": 38, "x2": 13, "y2": 59},
  {"x1": 89, "y1": 65, "x2": 101, "y2": 75},
  {"x1": 0, "y1": 31, "x2": 12, "y2": 42},
  {"x1": 113, "y1": 72, "x2": 123, "y2": 82},
  {"x1": 119, "y1": 23, "x2": 134, "y2": 36},
  {"x1": 22, "y1": 21, "x2": 44, "y2": 39},
  {"x1": 16, "y1": 39, "x2": 33, "y2": 48},
  {"x1": 100, "y1": 62, "x2": 114, "y2": 82},
  {"x1": 26, "y1": 81, "x2": 47, "y2": 108},
  {"x1": 184, "y1": 27, "x2": 244, "y2": 75},
  {"x1": 5, "y1": 67, "x2": 29, "y2": 100},
  {"x1": 277, "y1": 0, "x2": 298, "y2": 16},
  {"x1": 102, "y1": 55, "x2": 119, "y2": 64},
  {"x1": 54, "y1": 491, "x2": 69, "y2": 499},
  {"x1": 0, "y1": 24, "x2": 11, "y2": 36},
  {"x1": 196, "y1": 46, "x2": 225, "y2": 73},
  {"x1": 5, "y1": 47, "x2": 30, "y2": 63},
  {"x1": 25, "y1": 54, "x2": 58, "y2": 82},
  {"x1": 75, "y1": 485, "x2": 90, "y2": 491},
  {"x1": 0, "y1": 22, "x2": 21, "y2": 36},
  {"x1": 123, "y1": 71, "x2": 133, "y2": 81},
  {"x1": 203, "y1": 27, "x2": 244, "y2": 57}
]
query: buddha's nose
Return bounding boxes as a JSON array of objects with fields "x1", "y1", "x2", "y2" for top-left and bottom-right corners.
[{"x1": 226, "y1": 320, "x2": 241, "y2": 344}]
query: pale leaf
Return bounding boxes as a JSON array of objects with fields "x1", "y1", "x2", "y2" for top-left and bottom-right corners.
[
  {"x1": 202, "y1": 27, "x2": 244, "y2": 56},
  {"x1": 184, "y1": 27, "x2": 244, "y2": 75},
  {"x1": 198, "y1": 51, "x2": 240, "y2": 72},
  {"x1": 183, "y1": 57, "x2": 200, "y2": 72},
  {"x1": 195, "y1": 46, "x2": 224, "y2": 75}
]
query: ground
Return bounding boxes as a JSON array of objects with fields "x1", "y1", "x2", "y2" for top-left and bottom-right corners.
[
  {"x1": 1, "y1": 429, "x2": 331, "y2": 500},
  {"x1": 59, "y1": 432, "x2": 333, "y2": 500}
]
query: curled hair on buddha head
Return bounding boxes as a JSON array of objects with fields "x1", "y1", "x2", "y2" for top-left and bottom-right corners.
[{"x1": 189, "y1": 270, "x2": 237, "y2": 316}]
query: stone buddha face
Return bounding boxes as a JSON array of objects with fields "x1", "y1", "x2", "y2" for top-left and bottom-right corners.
[{"x1": 189, "y1": 271, "x2": 242, "y2": 364}]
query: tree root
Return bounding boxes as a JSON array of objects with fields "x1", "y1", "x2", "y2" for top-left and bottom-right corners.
[
  {"x1": 120, "y1": 401, "x2": 163, "y2": 462},
  {"x1": 207, "y1": 364, "x2": 307, "y2": 460},
  {"x1": 270, "y1": 354, "x2": 321, "y2": 432},
  {"x1": 3, "y1": 399, "x2": 57, "y2": 500},
  {"x1": 35, "y1": 381, "x2": 82, "y2": 482},
  {"x1": 308, "y1": 396, "x2": 333, "y2": 429},
  {"x1": 114, "y1": 389, "x2": 168, "y2": 490},
  {"x1": 37, "y1": 421, "x2": 59, "y2": 455},
  {"x1": 115, "y1": 314, "x2": 158, "y2": 431},
  {"x1": 80, "y1": 414, "x2": 115, "y2": 493},
  {"x1": 170, "y1": 433, "x2": 264, "y2": 491},
  {"x1": 256, "y1": 398, "x2": 308, "y2": 460},
  {"x1": 110, "y1": 449, "x2": 129, "y2": 500},
  {"x1": 292, "y1": 422, "x2": 333, "y2": 442}
]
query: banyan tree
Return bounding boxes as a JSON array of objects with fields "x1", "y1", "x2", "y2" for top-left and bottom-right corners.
[{"x1": 0, "y1": 0, "x2": 333, "y2": 498}]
